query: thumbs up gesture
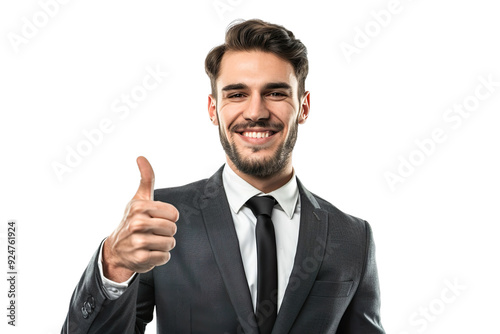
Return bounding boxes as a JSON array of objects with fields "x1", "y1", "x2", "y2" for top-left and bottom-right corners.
[{"x1": 102, "y1": 156, "x2": 179, "y2": 282}]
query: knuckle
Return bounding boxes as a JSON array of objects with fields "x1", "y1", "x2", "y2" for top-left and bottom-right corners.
[
  {"x1": 129, "y1": 200, "x2": 147, "y2": 215},
  {"x1": 149, "y1": 251, "x2": 170, "y2": 267},
  {"x1": 163, "y1": 237, "x2": 176, "y2": 251},
  {"x1": 171, "y1": 223, "x2": 178, "y2": 236},
  {"x1": 159, "y1": 237, "x2": 174, "y2": 252},
  {"x1": 128, "y1": 219, "x2": 147, "y2": 233},
  {"x1": 170, "y1": 206, "x2": 180, "y2": 222},
  {"x1": 132, "y1": 235, "x2": 148, "y2": 249},
  {"x1": 162, "y1": 252, "x2": 171, "y2": 264},
  {"x1": 135, "y1": 251, "x2": 150, "y2": 265}
]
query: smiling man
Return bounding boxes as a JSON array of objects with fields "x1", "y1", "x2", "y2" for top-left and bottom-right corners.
[{"x1": 62, "y1": 19, "x2": 385, "y2": 334}]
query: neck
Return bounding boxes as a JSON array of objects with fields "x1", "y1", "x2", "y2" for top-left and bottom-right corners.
[{"x1": 226, "y1": 158, "x2": 294, "y2": 193}]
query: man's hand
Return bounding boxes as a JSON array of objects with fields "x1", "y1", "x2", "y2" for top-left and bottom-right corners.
[{"x1": 102, "y1": 156, "x2": 179, "y2": 282}]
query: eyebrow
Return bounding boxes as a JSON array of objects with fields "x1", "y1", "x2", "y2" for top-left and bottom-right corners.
[
  {"x1": 264, "y1": 82, "x2": 293, "y2": 92},
  {"x1": 221, "y1": 82, "x2": 293, "y2": 93},
  {"x1": 221, "y1": 83, "x2": 248, "y2": 91}
]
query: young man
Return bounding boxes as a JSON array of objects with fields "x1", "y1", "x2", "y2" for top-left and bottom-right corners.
[{"x1": 62, "y1": 19, "x2": 385, "y2": 333}]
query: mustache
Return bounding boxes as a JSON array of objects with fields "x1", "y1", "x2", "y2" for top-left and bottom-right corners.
[{"x1": 230, "y1": 121, "x2": 284, "y2": 133}]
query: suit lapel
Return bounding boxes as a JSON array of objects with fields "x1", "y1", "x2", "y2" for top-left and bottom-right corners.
[
  {"x1": 199, "y1": 167, "x2": 259, "y2": 334},
  {"x1": 272, "y1": 179, "x2": 329, "y2": 334}
]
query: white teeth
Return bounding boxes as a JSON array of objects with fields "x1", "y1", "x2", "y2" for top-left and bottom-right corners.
[{"x1": 243, "y1": 131, "x2": 270, "y2": 138}]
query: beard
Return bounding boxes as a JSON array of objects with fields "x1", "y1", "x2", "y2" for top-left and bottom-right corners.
[{"x1": 218, "y1": 120, "x2": 298, "y2": 178}]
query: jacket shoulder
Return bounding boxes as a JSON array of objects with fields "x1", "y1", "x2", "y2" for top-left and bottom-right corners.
[
  {"x1": 308, "y1": 191, "x2": 372, "y2": 243},
  {"x1": 154, "y1": 178, "x2": 211, "y2": 203},
  {"x1": 312, "y1": 192, "x2": 367, "y2": 226}
]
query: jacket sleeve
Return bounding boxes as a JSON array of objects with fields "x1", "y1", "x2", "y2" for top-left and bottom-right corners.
[
  {"x1": 61, "y1": 243, "x2": 155, "y2": 334},
  {"x1": 337, "y1": 222, "x2": 385, "y2": 334}
]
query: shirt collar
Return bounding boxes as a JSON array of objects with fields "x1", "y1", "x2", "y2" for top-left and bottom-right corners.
[{"x1": 222, "y1": 164, "x2": 299, "y2": 219}]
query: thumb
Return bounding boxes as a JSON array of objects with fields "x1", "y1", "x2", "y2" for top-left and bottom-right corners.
[{"x1": 133, "y1": 156, "x2": 155, "y2": 200}]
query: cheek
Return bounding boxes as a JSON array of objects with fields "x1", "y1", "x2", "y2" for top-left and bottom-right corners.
[
  {"x1": 218, "y1": 117, "x2": 230, "y2": 132},
  {"x1": 218, "y1": 107, "x2": 240, "y2": 129},
  {"x1": 277, "y1": 108, "x2": 299, "y2": 127},
  {"x1": 216, "y1": 115, "x2": 233, "y2": 137}
]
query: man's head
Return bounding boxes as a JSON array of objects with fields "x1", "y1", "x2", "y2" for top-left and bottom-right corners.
[
  {"x1": 205, "y1": 20, "x2": 310, "y2": 180},
  {"x1": 205, "y1": 19, "x2": 309, "y2": 103}
]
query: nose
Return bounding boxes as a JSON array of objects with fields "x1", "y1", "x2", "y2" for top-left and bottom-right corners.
[{"x1": 242, "y1": 93, "x2": 270, "y2": 121}]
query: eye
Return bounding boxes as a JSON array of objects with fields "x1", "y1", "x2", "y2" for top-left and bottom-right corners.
[
  {"x1": 267, "y1": 92, "x2": 288, "y2": 100},
  {"x1": 228, "y1": 93, "x2": 245, "y2": 98}
]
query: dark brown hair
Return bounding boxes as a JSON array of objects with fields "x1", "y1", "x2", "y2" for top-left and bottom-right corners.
[{"x1": 205, "y1": 19, "x2": 308, "y2": 101}]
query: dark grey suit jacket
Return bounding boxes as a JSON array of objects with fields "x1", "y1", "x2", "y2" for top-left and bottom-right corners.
[{"x1": 62, "y1": 167, "x2": 385, "y2": 333}]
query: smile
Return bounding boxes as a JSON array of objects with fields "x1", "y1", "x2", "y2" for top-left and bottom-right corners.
[{"x1": 241, "y1": 131, "x2": 274, "y2": 138}]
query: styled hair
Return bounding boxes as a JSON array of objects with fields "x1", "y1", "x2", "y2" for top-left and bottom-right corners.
[{"x1": 205, "y1": 19, "x2": 308, "y2": 101}]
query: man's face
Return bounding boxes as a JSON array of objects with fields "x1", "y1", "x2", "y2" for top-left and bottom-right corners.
[{"x1": 208, "y1": 51, "x2": 310, "y2": 178}]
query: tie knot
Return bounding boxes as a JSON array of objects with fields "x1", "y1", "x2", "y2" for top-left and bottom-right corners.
[{"x1": 246, "y1": 195, "x2": 276, "y2": 218}]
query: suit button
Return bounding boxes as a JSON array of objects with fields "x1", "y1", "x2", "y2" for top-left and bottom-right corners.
[
  {"x1": 82, "y1": 306, "x2": 89, "y2": 319},
  {"x1": 84, "y1": 301, "x2": 93, "y2": 314},
  {"x1": 82, "y1": 294, "x2": 95, "y2": 318},
  {"x1": 87, "y1": 295, "x2": 95, "y2": 308}
]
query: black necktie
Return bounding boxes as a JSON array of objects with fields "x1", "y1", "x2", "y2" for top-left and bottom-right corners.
[{"x1": 246, "y1": 195, "x2": 278, "y2": 334}]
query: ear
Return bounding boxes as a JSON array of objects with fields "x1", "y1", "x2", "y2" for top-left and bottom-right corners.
[
  {"x1": 207, "y1": 94, "x2": 218, "y2": 125},
  {"x1": 298, "y1": 91, "x2": 310, "y2": 124}
]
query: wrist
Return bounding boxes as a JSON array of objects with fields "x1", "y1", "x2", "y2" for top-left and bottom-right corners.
[{"x1": 102, "y1": 239, "x2": 134, "y2": 283}]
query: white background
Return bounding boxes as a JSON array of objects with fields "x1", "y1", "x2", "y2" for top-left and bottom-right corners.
[{"x1": 1, "y1": 0, "x2": 499, "y2": 333}]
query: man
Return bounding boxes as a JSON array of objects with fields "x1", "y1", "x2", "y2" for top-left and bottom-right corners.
[{"x1": 62, "y1": 19, "x2": 385, "y2": 333}]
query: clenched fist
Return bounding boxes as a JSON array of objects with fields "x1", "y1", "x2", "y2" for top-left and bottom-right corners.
[{"x1": 102, "y1": 156, "x2": 179, "y2": 282}]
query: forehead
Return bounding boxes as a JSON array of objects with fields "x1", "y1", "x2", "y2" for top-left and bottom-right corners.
[{"x1": 217, "y1": 50, "x2": 298, "y2": 91}]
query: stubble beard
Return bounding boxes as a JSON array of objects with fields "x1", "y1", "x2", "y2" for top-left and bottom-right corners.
[{"x1": 218, "y1": 120, "x2": 298, "y2": 178}]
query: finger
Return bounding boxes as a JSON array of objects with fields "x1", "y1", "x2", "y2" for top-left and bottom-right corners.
[
  {"x1": 128, "y1": 201, "x2": 179, "y2": 221},
  {"x1": 136, "y1": 218, "x2": 177, "y2": 236},
  {"x1": 147, "y1": 250, "x2": 171, "y2": 267},
  {"x1": 128, "y1": 217, "x2": 177, "y2": 236},
  {"x1": 133, "y1": 156, "x2": 155, "y2": 200},
  {"x1": 133, "y1": 250, "x2": 171, "y2": 273},
  {"x1": 137, "y1": 234, "x2": 176, "y2": 252},
  {"x1": 145, "y1": 204, "x2": 179, "y2": 222},
  {"x1": 151, "y1": 220, "x2": 177, "y2": 237}
]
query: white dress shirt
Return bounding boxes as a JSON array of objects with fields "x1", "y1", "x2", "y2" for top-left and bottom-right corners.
[
  {"x1": 222, "y1": 164, "x2": 301, "y2": 312},
  {"x1": 99, "y1": 164, "x2": 302, "y2": 312}
]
